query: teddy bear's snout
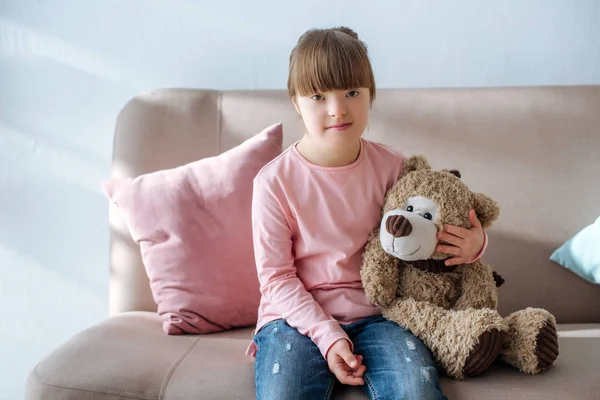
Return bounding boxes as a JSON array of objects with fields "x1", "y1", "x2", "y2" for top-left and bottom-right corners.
[{"x1": 386, "y1": 214, "x2": 413, "y2": 238}]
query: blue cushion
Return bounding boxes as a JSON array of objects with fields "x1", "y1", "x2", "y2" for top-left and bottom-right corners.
[{"x1": 550, "y1": 217, "x2": 600, "y2": 284}]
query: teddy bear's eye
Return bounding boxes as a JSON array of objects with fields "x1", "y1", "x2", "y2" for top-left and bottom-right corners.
[
  {"x1": 424, "y1": 213, "x2": 433, "y2": 220},
  {"x1": 406, "y1": 205, "x2": 414, "y2": 212}
]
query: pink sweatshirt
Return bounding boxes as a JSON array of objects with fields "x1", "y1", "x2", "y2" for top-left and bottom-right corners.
[
  {"x1": 245, "y1": 138, "x2": 489, "y2": 360},
  {"x1": 245, "y1": 138, "x2": 405, "y2": 359}
]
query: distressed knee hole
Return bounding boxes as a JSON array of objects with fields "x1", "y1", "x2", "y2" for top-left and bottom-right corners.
[
  {"x1": 272, "y1": 362, "x2": 280, "y2": 374},
  {"x1": 422, "y1": 367, "x2": 432, "y2": 382},
  {"x1": 406, "y1": 338, "x2": 417, "y2": 350}
]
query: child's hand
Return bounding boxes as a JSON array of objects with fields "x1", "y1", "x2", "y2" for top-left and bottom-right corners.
[
  {"x1": 436, "y1": 209, "x2": 484, "y2": 266},
  {"x1": 326, "y1": 339, "x2": 366, "y2": 386}
]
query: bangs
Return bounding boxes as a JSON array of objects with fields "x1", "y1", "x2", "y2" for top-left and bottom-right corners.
[{"x1": 289, "y1": 31, "x2": 375, "y2": 101}]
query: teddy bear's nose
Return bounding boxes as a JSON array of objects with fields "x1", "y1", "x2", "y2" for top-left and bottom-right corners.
[{"x1": 386, "y1": 215, "x2": 413, "y2": 238}]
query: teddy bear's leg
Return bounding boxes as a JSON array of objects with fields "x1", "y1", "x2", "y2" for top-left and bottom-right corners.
[
  {"x1": 499, "y1": 308, "x2": 559, "y2": 374},
  {"x1": 383, "y1": 298, "x2": 507, "y2": 379},
  {"x1": 462, "y1": 328, "x2": 506, "y2": 377}
]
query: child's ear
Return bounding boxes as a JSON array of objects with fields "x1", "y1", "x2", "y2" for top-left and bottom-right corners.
[
  {"x1": 400, "y1": 155, "x2": 431, "y2": 178},
  {"x1": 472, "y1": 193, "x2": 500, "y2": 228}
]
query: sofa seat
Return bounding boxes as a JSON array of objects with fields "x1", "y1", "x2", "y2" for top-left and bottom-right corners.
[{"x1": 26, "y1": 312, "x2": 600, "y2": 400}]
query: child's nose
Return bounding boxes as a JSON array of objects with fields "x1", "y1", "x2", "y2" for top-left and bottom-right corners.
[{"x1": 328, "y1": 99, "x2": 347, "y2": 117}]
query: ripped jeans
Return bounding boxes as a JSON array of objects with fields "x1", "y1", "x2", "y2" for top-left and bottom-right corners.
[{"x1": 253, "y1": 315, "x2": 447, "y2": 400}]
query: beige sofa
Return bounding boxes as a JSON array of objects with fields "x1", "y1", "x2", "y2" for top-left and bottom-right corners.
[{"x1": 26, "y1": 86, "x2": 600, "y2": 399}]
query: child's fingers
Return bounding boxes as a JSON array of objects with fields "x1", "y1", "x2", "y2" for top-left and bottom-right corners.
[
  {"x1": 445, "y1": 256, "x2": 466, "y2": 266},
  {"x1": 332, "y1": 365, "x2": 364, "y2": 386},
  {"x1": 351, "y1": 364, "x2": 367, "y2": 378},
  {"x1": 353, "y1": 355, "x2": 365, "y2": 373},
  {"x1": 330, "y1": 367, "x2": 347, "y2": 384},
  {"x1": 340, "y1": 348, "x2": 358, "y2": 368},
  {"x1": 469, "y1": 209, "x2": 482, "y2": 228},
  {"x1": 442, "y1": 224, "x2": 469, "y2": 238},
  {"x1": 341, "y1": 373, "x2": 365, "y2": 386},
  {"x1": 437, "y1": 231, "x2": 464, "y2": 247},
  {"x1": 436, "y1": 244, "x2": 461, "y2": 256}
]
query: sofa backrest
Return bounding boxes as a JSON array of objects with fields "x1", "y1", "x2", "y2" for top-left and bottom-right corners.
[{"x1": 109, "y1": 86, "x2": 600, "y2": 323}]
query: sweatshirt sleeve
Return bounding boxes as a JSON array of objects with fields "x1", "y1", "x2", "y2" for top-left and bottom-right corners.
[
  {"x1": 252, "y1": 176, "x2": 352, "y2": 359},
  {"x1": 469, "y1": 230, "x2": 489, "y2": 263}
]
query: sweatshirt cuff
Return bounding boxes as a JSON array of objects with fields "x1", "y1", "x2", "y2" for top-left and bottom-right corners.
[
  {"x1": 470, "y1": 229, "x2": 488, "y2": 262},
  {"x1": 314, "y1": 324, "x2": 353, "y2": 360}
]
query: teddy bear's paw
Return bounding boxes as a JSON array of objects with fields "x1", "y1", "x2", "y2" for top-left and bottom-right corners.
[
  {"x1": 500, "y1": 308, "x2": 559, "y2": 374},
  {"x1": 463, "y1": 328, "x2": 506, "y2": 377},
  {"x1": 535, "y1": 319, "x2": 559, "y2": 369}
]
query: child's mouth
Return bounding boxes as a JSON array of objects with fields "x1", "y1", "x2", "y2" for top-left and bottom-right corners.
[{"x1": 326, "y1": 123, "x2": 352, "y2": 131}]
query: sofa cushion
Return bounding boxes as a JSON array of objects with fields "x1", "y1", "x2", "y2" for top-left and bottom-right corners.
[
  {"x1": 26, "y1": 312, "x2": 600, "y2": 400},
  {"x1": 102, "y1": 124, "x2": 283, "y2": 335},
  {"x1": 550, "y1": 216, "x2": 600, "y2": 284}
]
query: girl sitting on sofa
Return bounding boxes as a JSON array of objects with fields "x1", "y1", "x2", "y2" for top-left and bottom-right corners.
[{"x1": 246, "y1": 26, "x2": 487, "y2": 400}]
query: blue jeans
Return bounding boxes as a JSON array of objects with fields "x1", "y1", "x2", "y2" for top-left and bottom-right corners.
[{"x1": 253, "y1": 315, "x2": 447, "y2": 400}]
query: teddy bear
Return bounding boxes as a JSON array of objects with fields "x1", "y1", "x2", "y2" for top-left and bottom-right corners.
[{"x1": 360, "y1": 155, "x2": 559, "y2": 379}]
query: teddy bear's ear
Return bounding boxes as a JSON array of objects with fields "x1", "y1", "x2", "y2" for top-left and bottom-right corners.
[
  {"x1": 442, "y1": 169, "x2": 461, "y2": 178},
  {"x1": 472, "y1": 192, "x2": 500, "y2": 228},
  {"x1": 401, "y1": 155, "x2": 431, "y2": 178}
]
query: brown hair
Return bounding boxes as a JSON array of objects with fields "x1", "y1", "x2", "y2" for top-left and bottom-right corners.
[{"x1": 287, "y1": 27, "x2": 376, "y2": 104}]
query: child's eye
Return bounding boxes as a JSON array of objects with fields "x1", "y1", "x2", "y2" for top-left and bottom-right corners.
[
  {"x1": 347, "y1": 90, "x2": 359, "y2": 98},
  {"x1": 311, "y1": 94, "x2": 324, "y2": 101}
]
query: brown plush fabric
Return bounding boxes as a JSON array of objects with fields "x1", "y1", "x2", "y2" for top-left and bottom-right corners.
[
  {"x1": 397, "y1": 264, "x2": 462, "y2": 309},
  {"x1": 361, "y1": 155, "x2": 559, "y2": 380},
  {"x1": 463, "y1": 329, "x2": 506, "y2": 376},
  {"x1": 385, "y1": 169, "x2": 472, "y2": 231},
  {"x1": 386, "y1": 215, "x2": 413, "y2": 237},
  {"x1": 453, "y1": 261, "x2": 499, "y2": 310},
  {"x1": 492, "y1": 271, "x2": 505, "y2": 287},
  {"x1": 361, "y1": 228, "x2": 399, "y2": 308},
  {"x1": 404, "y1": 259, "x2": 458, "y2": 274},
  {"x1": 401, "y1": 155, "x2": 432, "y2": 176},
  {"x1": 536, "y1": 322, "x2": 559, "y2": 368},
  {"x1": 382, "y1": 298, "x2": 508, "y2": 379},
  {"x1": 447, "y1": 169, "x2": 461, "y2": 178},
  {"x1": 500, "y1": 309, "x2": 558, "y2": 374}
]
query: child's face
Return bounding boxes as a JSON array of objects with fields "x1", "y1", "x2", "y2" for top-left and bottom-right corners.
[{"x1": 294, "y1": 88, "x2": 370, "y2": 150}]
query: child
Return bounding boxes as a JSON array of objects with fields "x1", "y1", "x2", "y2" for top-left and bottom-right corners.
[{"x1": 245, "y1": 26, "x2": 487, "y2": 400}]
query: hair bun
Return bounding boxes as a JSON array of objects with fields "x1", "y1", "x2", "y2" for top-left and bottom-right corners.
[{"x1": 334, "y1": 26, "x2": 359, "y2": 40}]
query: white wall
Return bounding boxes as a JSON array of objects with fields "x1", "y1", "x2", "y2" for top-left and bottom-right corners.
[{"x1": 1, "y1": 0, "x2": 598, "y2": 398}]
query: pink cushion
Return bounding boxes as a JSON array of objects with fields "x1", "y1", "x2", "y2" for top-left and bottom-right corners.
[{"x1": 102, "y1": 123, "x2": 283, "y2": 334}]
